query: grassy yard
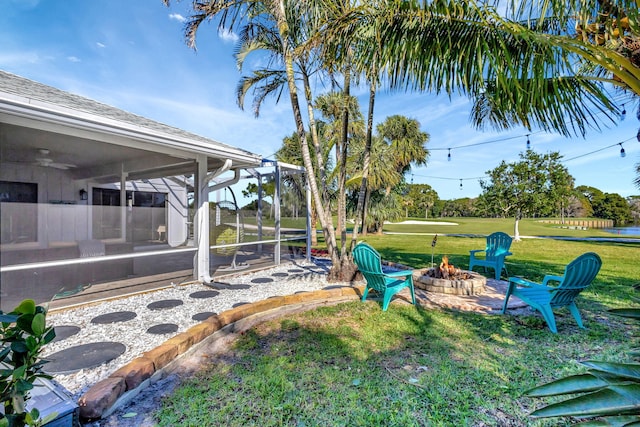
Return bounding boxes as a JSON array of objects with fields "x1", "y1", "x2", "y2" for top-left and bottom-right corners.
[{"x1": 155, "y1": 221, "x2": 639, "y2": 426}]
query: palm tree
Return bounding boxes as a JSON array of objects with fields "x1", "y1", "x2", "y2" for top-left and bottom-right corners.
[
  {"x1": 315, "y1": 91, "x2": 365, "y2": 240},
  {"x1": 376, "y1": 115, "x2": 429, "y2": 195},
  {"x1": 165, "y1": 0, "x2": 628, "y2": 279},
  {"x1": 164, "y1": 0, "x2": 349, "y2": 274},
  {"x1": 347, "y1": 133, "x2": 403, "y2": 235}
]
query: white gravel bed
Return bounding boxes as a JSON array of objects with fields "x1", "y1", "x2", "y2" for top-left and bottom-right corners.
[{"x1": 44, "y1": 260, "x2": 345, "y2": 400}]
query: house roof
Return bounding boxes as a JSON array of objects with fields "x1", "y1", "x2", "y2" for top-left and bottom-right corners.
[{"x1": 0, "y1": 70, "x2": 263, "y2": 177}]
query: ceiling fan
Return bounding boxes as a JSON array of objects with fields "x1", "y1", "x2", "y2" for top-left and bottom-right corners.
[{"x1": 34, "y1": 149, "x2": 77, "y2": 170}]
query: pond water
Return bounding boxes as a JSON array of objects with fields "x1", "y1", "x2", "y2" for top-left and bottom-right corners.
[{"x1": 604, "y1": 226, "x2": 640, "y2": 235}]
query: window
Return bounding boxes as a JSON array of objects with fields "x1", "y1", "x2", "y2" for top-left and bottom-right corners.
[{"x1": 0, "y1": 181, "x2": 38, "y2": 244}]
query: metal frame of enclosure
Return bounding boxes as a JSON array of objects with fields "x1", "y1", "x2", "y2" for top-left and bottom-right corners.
[{"x1": 0, "y1": 71, "x2": 310, "y2": 311}]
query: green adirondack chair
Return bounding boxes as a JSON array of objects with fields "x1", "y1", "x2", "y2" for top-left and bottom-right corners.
[
  {"x1": 469, "y1": 232, "x2": 513, "y2": 280},
  {"x1": 352, "y1": 242, "x2": 416, "y2": 311},
  {"x1": 501, "y1": 252, "x2": 602, "y2": 333}
]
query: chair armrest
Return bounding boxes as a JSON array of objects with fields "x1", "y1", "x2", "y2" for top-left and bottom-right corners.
[
  {"x1": 469, "y1": 250, "x2": 485, "y2": 256},
  {"x1": 542, "y1": 275, "x2": 563, "y2": 286},
  {"x1": 386, "y1": 270, "x2": 413, "y2": 278},
  {"x1": 508, "y1": 276, "x2": 533, "y2": 287},
  {"x1": 507, "y1": 277, "x2": 549, "y2": 295}
]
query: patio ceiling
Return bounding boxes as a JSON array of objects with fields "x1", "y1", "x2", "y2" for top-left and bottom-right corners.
[{"x1": 0, "y1": 71, "x2": 263, "y2": 183}]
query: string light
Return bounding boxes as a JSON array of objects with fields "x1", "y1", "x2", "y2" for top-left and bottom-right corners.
[
  {"x1": 620, "y1": 143, "x2": 626, "y2": 158},
  {"x1": 459, "y1": 179, "x2": 463, "y2": 190},
  {"x1": 447, "y1": 148, "x2": 451, "y2": 161},
  {"x1": 621, "y1": 104, "x2": 627, "y2": 121},
  {"x1": 526, "y1": 134, "x2": 531, "y2": 150}
]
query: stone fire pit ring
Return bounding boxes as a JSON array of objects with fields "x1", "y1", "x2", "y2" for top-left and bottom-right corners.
[{"x1": 413, "y1": 268, "x2": 487, "y2": 296}]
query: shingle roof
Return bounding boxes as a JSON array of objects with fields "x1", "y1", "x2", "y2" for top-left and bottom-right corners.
[{"x1": 0, "y1": 70, "x2": 261, "y2": 160}]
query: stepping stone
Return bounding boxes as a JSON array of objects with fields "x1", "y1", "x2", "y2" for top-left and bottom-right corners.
[
  {"x1": 288, "y1": 269, "x2": 305, "y2": 273},
  {"x1": 192, "y1": 312, "x2": 216, "y2": 321},
  {"x1": 226, "y1": 283, "x2": 251, "y2": 290},
  {"x1": 189, "y1": 290, "x2": 220, "y2": 299},
  {"x1": 90, "y1": 311, "x2": 137, "y2": 324},
  {"x1": 147, "y1": 299, "x2": 183, "y2": 310},
  {"x1": 232, "y1": 302, "x2": 250, "y2": 308},
  {"x1": 44, "y1": 342, "x2": 126, "y2": 375},
  {"x1": 272, "y1": 272, "x2": 289, "y2": 277},
  {"x1": 52, "y1": 325, "x2": 81, "y2": 343},
  {"x1": 251, "y1": 277, "x2": 273, "y2": 284},
  {"x1": 147, "y1": 324, "x2": 179, "y2": 335}
]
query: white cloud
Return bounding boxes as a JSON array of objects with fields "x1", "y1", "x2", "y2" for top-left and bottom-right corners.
[
  {"x1": 96, "y1": 42, "x2": 106, "y2": 48},
  {"x1": 169, "y1": 13, "x2": 186, "y2": 23},
  {"x1": 66, "y1": 56, "x2": 81, "y2": 63},
  {"x1": 218, "y1": 28, "x2": 239, "y2": 43}
]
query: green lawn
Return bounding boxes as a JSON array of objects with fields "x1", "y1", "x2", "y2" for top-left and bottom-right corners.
[{"x1": 155, "y1": 220, "x2": 639, "y2": 426}]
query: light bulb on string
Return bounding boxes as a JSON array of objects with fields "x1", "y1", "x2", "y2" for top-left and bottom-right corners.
[
  {"x1": 620, "y1": 143, "x2": 626, "y2": 158},
  {"x1": 447, "y1": 148, "x2": 451, "y2": 162},
  {"x1": 526, "y1": 135, "x2": 531, "y2": 150},
  {"x1": 621, "y1": 104, "x2": 626, "y2": 121},
  {"x1": 459, "y1": 179, "x2": 463, "y2": 190},
  {"x1": 411, "y1": 174, "x2": 414, "y2": 184}
]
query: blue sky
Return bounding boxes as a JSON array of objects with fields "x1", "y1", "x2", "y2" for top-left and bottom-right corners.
[{"x1": 2, "y1": 0, "x2": 639, "y2": 200}]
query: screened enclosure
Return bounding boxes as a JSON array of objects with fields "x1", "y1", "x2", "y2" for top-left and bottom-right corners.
[{"x1": 0, "y1": 71, "x2": 310, "y2": 311}]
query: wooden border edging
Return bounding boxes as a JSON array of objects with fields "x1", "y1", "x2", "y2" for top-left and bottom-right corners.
[{"x1": 77, "y1": 285, "x2": 365, "y2": 421}]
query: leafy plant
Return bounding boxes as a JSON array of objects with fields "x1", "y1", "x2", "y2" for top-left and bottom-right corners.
[
  {"x1": 0, "y1": 299, "x2": 56, "y2": 427},
  {"x1": 526, "y1": 284, "x2": 640, "y2": 425}
]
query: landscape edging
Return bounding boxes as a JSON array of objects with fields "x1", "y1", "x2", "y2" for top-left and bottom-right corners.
[{"x1": 77, "y1": 285, "x2": 365, "y2": 421}]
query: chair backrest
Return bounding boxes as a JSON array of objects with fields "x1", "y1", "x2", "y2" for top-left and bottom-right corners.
[
  {"x1": 352, "y1": 243, "x2": 387, "y2": 293},
  {"x1": 485, "y1": 232, "x2": 512, "y2": 259},
  {"x1": 550, "y1": 252, "x2": 602, "y2": 308}
]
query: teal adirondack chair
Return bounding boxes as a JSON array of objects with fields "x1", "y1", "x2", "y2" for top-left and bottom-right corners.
[
  {"x1": 352, "y1": 242, "x2": 416, "y2": 311},
  {"x1": 501, "y1": 252, "x2": 602, "y2": 333},
  {"x1": 469, "y1": 232, "x2": 513, "y2": 280}
]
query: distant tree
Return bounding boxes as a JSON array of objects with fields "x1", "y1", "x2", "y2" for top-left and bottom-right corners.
[
  {"x1": 576, "y1": 185, "x2": 605, "y2": 214},
  {"x1": 479, "y1": 151, "x2": 573, "y2": 240},
  {"x1": 598, "y1": 193, "x2": 632, "y2": 226},
  {"x1": 405, "y1": 184, "x2": 439, "y2": 218},
  {"x1": 629, "y1": 196, "x2": 640, "y2": 225},
  {"x1": 242, "y1": 181, "x2": 275, "y2": 218},
  {"x1": 440, "y1": 198, "x2": 477, "y2": 217},
  {"x1": 565, "y1": 193, "x2": 592, "y2": 218}
]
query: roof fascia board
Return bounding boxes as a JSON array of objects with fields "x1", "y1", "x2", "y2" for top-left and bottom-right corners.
[{"x1": 0, "y1": 94, "x2": 263, "y2": 167}]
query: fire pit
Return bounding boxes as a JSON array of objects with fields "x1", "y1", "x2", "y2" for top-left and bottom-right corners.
[{"x1": 413, "y1": 256, "x2": 486, "y2": 296}]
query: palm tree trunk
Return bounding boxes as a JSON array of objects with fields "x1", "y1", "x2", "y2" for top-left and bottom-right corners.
[
  {"x1": 276, "y1": 3, "x2": 339, "y2": 266},
  {"x1": 338, "y1": 69, "x2": 351, "y2": 261},
  {"x1": 350, "y1": 79, "x2": 376, "y2": 251},
  {"x1": 302, "y1": 68, "x2": 331, "y2": 217}
]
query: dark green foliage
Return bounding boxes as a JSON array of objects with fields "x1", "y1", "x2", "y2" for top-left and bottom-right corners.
[{"x1": 0, "y1": 300, "x2": 56, "y2": 427}]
